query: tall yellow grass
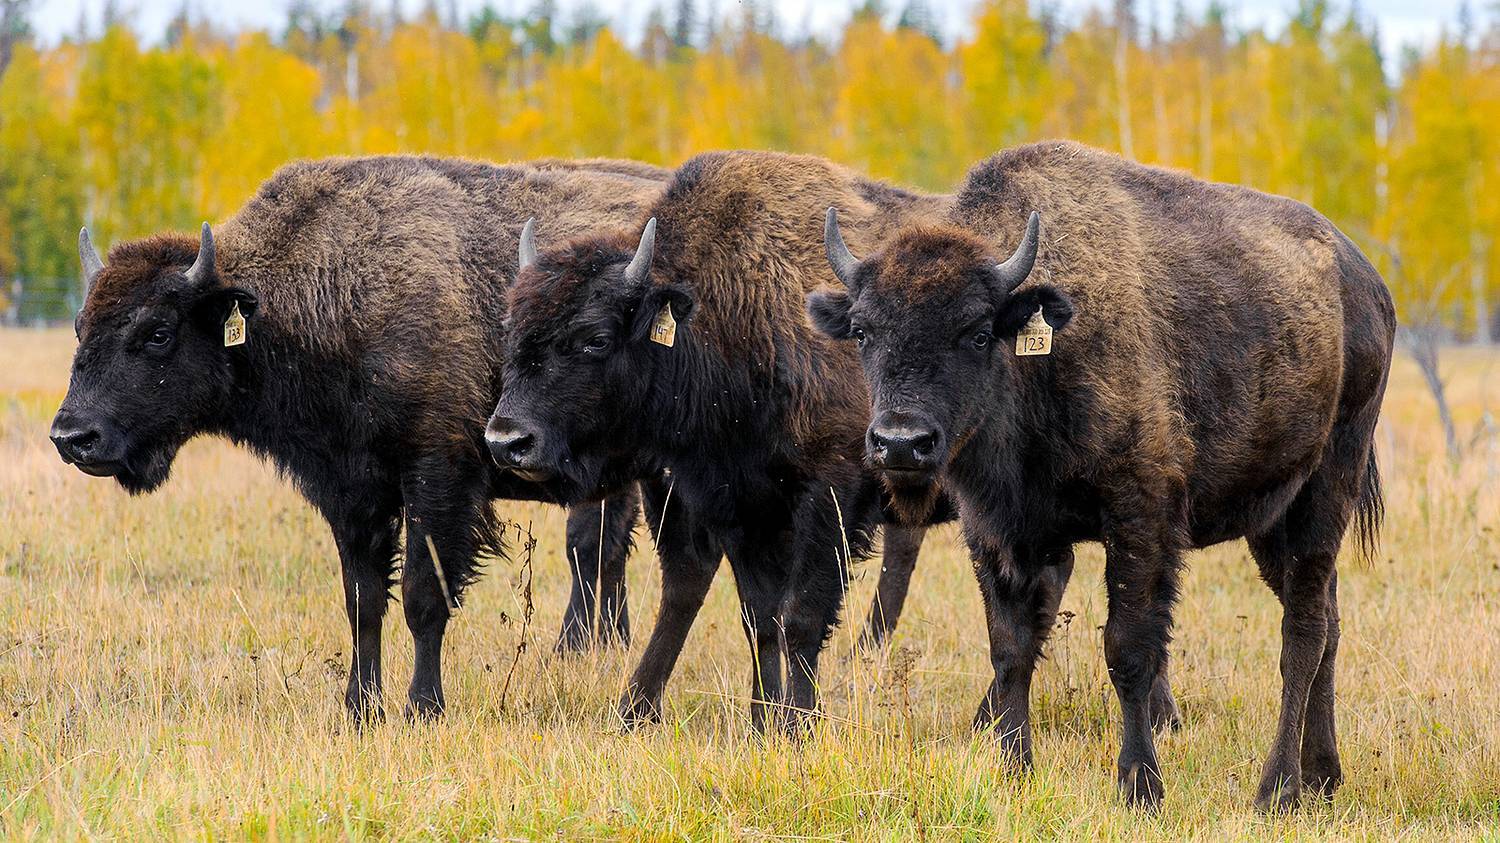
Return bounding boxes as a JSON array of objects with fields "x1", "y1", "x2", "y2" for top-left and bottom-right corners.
[{"x1": 0, "y1": 328, "x2": 1495, "y2": 839}]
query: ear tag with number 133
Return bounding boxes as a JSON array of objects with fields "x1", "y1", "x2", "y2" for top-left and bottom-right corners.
[
  {"x1": 1014, "y1": 307, "x2": 1051, "y2": 356},
  {"x1": 224, "y1": 301, "x2": 247, "y2": 347}
]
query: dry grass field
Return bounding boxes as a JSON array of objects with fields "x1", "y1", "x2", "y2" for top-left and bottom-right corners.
[{"x1": 0, "y1": 326, "x2": 1496, "y2": 839}]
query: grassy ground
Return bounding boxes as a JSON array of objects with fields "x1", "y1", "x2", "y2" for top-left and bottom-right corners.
[{"x1": 1, "y1": 326, "x2": 1496, "y2": 840}]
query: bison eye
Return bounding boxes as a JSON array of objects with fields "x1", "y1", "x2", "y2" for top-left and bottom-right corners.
[
  {"x1": 971, "y1": 331, "x2": 993, "y2": 351},
  {"x1": 850, "y1": 326, "x2": 867, "y2": 347},
  {"x1": 581, "y1": 334, "x2": 612, "y2": 354},
  {"x1": 146, "y1": 328, "x2": 175, "y2": 349}
]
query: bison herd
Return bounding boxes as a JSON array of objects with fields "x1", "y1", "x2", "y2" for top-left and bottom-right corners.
[{"x1": 49, "y1": 142, "x2": 1395, "y2": 811}]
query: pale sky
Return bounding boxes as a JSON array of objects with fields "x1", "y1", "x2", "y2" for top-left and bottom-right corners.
[{"x1": 33, "y1": 0, "x2": 1478, "y2": 69}]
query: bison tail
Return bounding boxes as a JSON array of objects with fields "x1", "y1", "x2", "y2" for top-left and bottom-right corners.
[{"x1": 1352, "y1": 445, "x2": 1383, "y2": 565}]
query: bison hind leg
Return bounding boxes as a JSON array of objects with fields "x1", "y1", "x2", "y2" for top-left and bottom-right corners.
[
  {"x1": 1246, "y1": 412, "x2": 1379, "y2": 810},
  {"x1": 857, "y1": 524, "x2": 927, "y2": 650},
  {"x1": 558, "y1": 489, "x2": 641, "y2": 653}
]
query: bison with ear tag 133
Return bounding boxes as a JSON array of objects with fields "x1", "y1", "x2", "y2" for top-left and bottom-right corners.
[
  {"x1": 52, "y1": 155, "x2": 669, "y2": 721},
  {"x1": 810, "y1": 140, "x2": 1394, "y2": 811},
  {"x1": 490, "y1": 152, "x2": 879, "y2": 735}
]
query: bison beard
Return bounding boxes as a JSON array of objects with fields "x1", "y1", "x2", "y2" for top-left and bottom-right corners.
[
  {"x1": 51, "y1": 155, "x2": 672, "y2": 721},
  {"x1": 811, "y1": 140, "x2": 1396, "y2": 810}
]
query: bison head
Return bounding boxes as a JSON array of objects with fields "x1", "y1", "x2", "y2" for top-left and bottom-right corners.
[
  {"x1": 487, "y1": 218, "x2": 694, "y2": 503},
  {"x1": 51, "y1": 224, "x2": 258, "y2": 493},
  {"x1": 807, "y1": 209, "x2": 1072, "y2": 502}
]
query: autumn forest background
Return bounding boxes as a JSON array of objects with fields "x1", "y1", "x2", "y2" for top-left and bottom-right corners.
[
  {"x1": 1, "y1": 3, "x2": 1499, "y2": 836},
  {"x1": 0, "y1": 0, "x2": 1497, "y2": 338}
]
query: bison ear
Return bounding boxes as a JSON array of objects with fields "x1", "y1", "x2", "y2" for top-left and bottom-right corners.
[
  {"x1": 630, "y1": 283, "x2": 695, "y2": 344},
  {"x1": 807, "y1": 289, "x2": 853, "y2": 339},
  {"x1": 995, "y1": 286, "x2": 1073, "y2": 339},
  {"x1": 191, "y1": 285, "x2": 260, "y2": 332}
]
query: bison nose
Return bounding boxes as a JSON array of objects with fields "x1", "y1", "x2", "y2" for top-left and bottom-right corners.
[
  {"x1": 49, "y1": 414, "x2": 102, "y2": 464},
  {"x1": 867, "y1": 419, "x2": 942, "y2": 472},
  {"x1": 485, "y1": 417, "x2": 537, "y2": 467}
]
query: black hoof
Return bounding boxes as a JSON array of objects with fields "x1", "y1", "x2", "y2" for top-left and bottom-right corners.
[
  {"x1": 1118, "y1": 761, "x2": 1164, "y2": 811},
  {"x1": 403, "y1": 693, "x2": 445, "y2": 722},
  {"x1": 777, "y1": 707, "x2": 818, "y2": 740},
  {"x1": 554, "y1": 625, "x2": 592, "y2": 654},
  {"x1": 556, "y1": 620, "x2": 632, "y2": 654},
  {"x1": 618, "y1": 693, "x2": 663, "y2": 730},
  {"x1": 1254, "y1": 771, "x2": 1302, "y2": 813},
  {"x1": 1301, "y1": 756, "x2": 1342, "y2": 799},
  {"x1": 856, "y1": 626, "x2": 892, "y2": 651},
  {"x1": 344, "y1": 685, "x2": 385, "y2": 727}
]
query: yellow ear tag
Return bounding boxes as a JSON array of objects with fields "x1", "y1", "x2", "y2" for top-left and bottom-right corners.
[
  {"x1": 224, "y1": 301, "x2": 247, "y2": 347},
  {"x1": 1014, "y1": 307, "x2": 1051, "y2": 356},
  {"x1": 649, "y1": 303, "x2": 677, "y2": 348}
]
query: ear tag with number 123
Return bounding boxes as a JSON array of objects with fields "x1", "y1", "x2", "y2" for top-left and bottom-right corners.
[
  {"x1": 224, "y1": 301, "x2": 247, "y2": 347},
  {"x1": 1014, "y1": 307, "x2": 1051, "y2": 356},
  {"x1": 650, "y1": 303, "x2": 677, "y2": 347}
]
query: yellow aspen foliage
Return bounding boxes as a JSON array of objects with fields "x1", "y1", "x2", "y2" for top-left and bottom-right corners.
[
  {"x1": 0, "y1": 3, "x2": 1496, "y2": 332},
  {"x1": 959, "y1": 0, "x2": 1050, "y2": 161},
  {"x1": 199, "y1": 34, "x2": 327, "y2": 221},
  {"x1": 835, "y1": 12, "x2": 962, "y2": 190}
]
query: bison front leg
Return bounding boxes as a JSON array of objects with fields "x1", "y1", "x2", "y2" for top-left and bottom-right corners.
[
  {"x1": 778, "y1": 487, "x2": 874, "y2": 737},
  {"x1": 776, "y1": 563, "x2": 842, "y2": 737},
  {"x1": 971, "y1": 545, "x2": 1073, "y2": 768},
  {"x1": 330, "y1": 501, "x2": 401, "y2": 724},
  {"x1": 558, "y1": 488, "x2": 640, "y2": 653},
  {"x1": 618, "y1": 480, "x2": 720, "y2": 728}
]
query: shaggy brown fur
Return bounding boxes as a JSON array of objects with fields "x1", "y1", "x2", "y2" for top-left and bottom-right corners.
[
  {"x1": 57, "y1": 155, "x2": 667, "y2": 719},
  {"x1": 810, "y1": 140, "x2": 1395, "y2": 810},
  {"x1": 648, "y1": 151, "x2": 950, "y2": 450},
  {"x1": 492, "y1": 150, "x2": 959, "y2": 731},
  {"x1": 947, "y1": 142, "x2": 1355, "y2": 542}
]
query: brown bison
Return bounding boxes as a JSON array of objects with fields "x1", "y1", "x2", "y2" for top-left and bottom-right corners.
[
  {"x1": 524, "y1": 165, "x2": 940, "y2": 655},
  {"x1": 486, "y1": 150, "x2": 1180, "y2": 732},
  {"x1": 811, "y1": 141, "x2": 1395, "y2": 810},
  {"x1": 50, "y1": 155, "x2": 670, "y2": 720}
]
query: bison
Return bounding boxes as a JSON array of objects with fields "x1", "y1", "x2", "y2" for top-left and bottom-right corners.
[
  {"x1": 487, "y1": 150, "x2": 1180, "y2": 732},
  {"x1": 50, "y1": 155, "x2": 671, "y2": 720},
  {"x1": 810, "y1": 140, "x2": 1395, "y2": 810}
]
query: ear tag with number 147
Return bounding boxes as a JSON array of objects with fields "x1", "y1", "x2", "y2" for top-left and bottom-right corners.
[
  {"x1": 1014, "y1": 307, "x2": 1051, "y2": 356},
  {"x1": 224, "y1": 301, "x2": 247, "y2": 347}
]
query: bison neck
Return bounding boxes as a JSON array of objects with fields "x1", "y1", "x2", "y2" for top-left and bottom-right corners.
[
  {"x1": 944, "y1": 371, "x2": 1101, "y2": 556},
  {"x1": 625, "y1": 335, "x2": 862, "y2": 527},
  {"x1": 209, "y1": 318, "x2": 411, "y2": 519}
]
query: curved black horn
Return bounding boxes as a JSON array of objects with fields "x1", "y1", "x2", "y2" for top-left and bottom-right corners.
[
  {"x1": 185, "y1": 222, "x2": 215, "y2": 285},
  {"x1": 994, "y1": 211, "x2": 1040, "y2": 293},
  {"x1": 79, "y1": 227, "x2": 104, "y2": 292},
  {"x1": 824, "y1": 207, "x2": 860, "y2": 289},
  {"x1": 623, "y1": 217, "x2": 656, "y2": 286},
  {"x1": 519, "y1": 217, "x2": 537, "y2": 270}
]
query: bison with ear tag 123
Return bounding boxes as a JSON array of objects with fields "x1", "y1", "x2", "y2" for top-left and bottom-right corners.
[{"x1": 810, "y1": 140, "x2": 1394, "y2": 811}]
